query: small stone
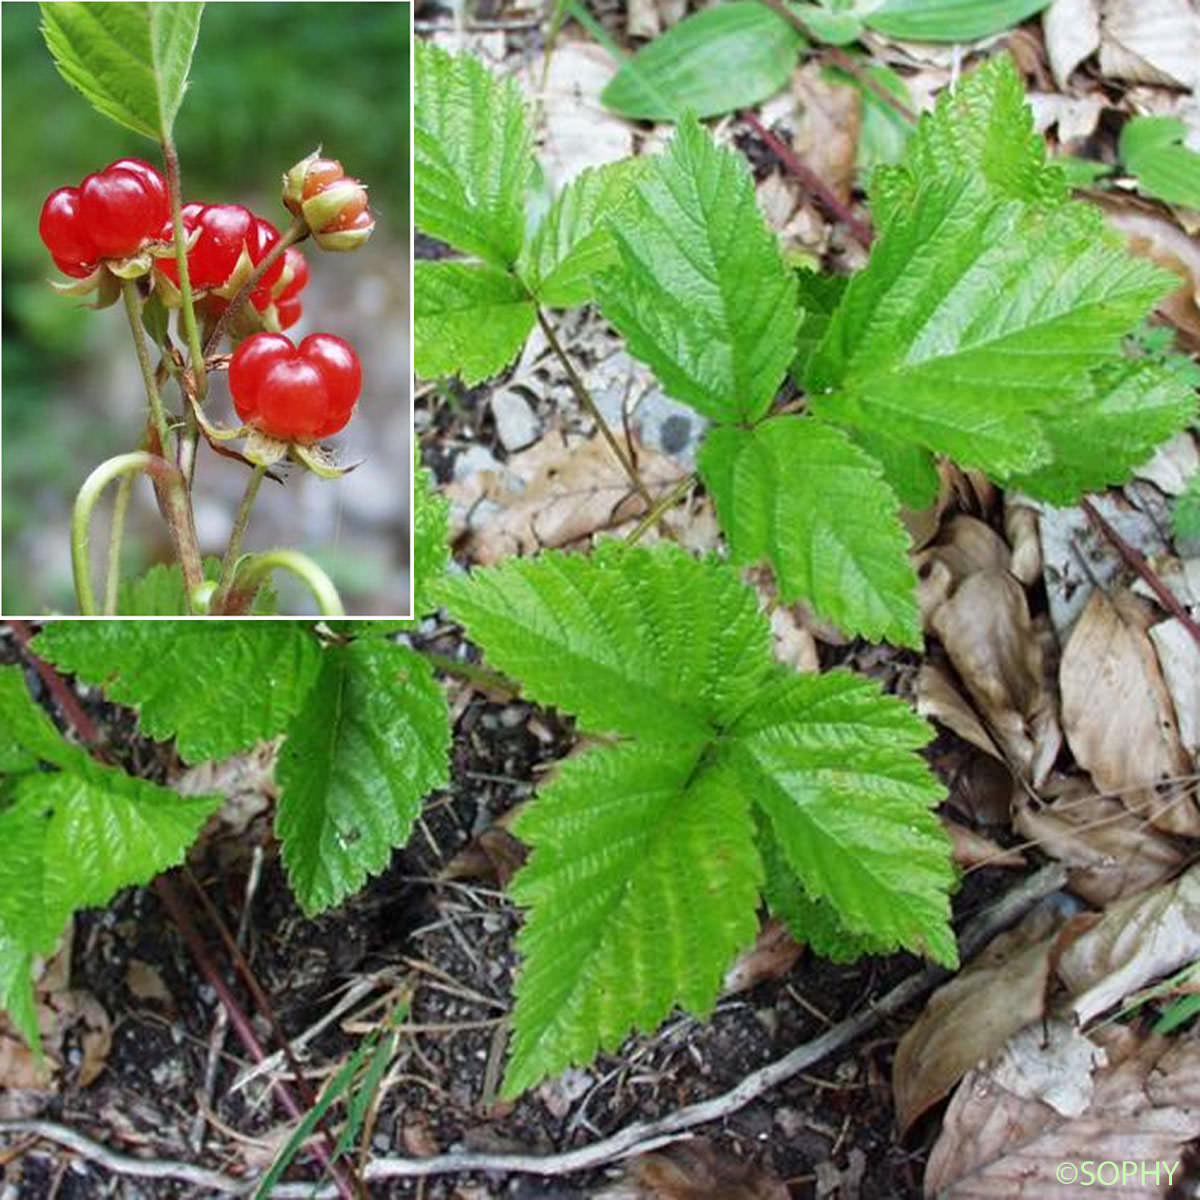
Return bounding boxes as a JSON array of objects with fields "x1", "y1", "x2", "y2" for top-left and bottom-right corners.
[
  {"x1": 491, "y1": 389, "x2": 542, "y2": 452},
  {"x1": 454, "y1": 444, "x2": 503, "y2": 482}
]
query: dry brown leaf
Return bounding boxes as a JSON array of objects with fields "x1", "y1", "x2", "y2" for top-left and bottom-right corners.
[
  {"x1": 1042, "y1": 0, "x2": 1101, "y2": 88},
  {"x1": 439, "y1": 824, "x2": 528, "y2": 889},
  {"x1": 1004, "y1": 499, "x2": 1042, "y2": 587},
  {"x1": 1149, "y1": 618, "x2": 1200, "y2": 760},
  {"x1": 1099, "y1": 0, "x2": 1200, "y2": 90},
  {"x1": 596, "y1": 1140, "x2": 790, "y2": 1200},
  {"x1": 930, "y1": 571, "x2": 1060, "y2": 786},
  {"x1": 1057, "y1": 863, "x2": 1200, "y2": 1024},
  {"x1": 173, "y1": 737, "x2": 280, "y2": 835},
  {"x1": 916, "y1": 662, "x2": 1002, "y2": 761},
  {"x1": 125, "y1": 959, "x2": 174, "y2": 1008},
  {"x1": 1060, "y1": 588, "x2": 1198, "y2": 835},
  {"x1": 949, "y1": 753, "x2": 1021, "y2": 828},
  {"x1": 791, "y1": 62, "x2": 862, "y2": 205},
  {"x1": 1136, "y1": 432, "x2": 1200, "y2": 497},
  {"x1": 893, "y1": 904, "x2": 1065, "y2": 1135},
  {"x1": 446, "y1": 432, "x2": 687, "y2": 564},
  {"x1": 940, "y1": 815, "x2": 1026, "y2": 869},
  {"x1": 1014, "y1": 781, "x2": 1185, "y2": 906},
  {"x1": 721, "y1": 918, "x2": 804, "y2": 996}
]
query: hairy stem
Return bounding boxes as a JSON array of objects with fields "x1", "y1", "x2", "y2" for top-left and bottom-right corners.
[
  {"x1": 225, "y1": 549, "x2": 345, "y2": 616},
  {"x1": 102, "y1": 470, "x2": 136, "y2": 616},
  {"x1": 163, "y1": 138, "x2": 207, "y2": 406},
  {"x1": 202, "y1": 216, "x2": 308, "y2": 357},
  {"x1": 121, "y1": 280, "x2": 173, "y2": 456},
  {"x1": 536, "y1": 308, "x2": 653, "y2": 507},
  {"x1": 212, "y1": 463, "x2": 267, "y2": 612}
]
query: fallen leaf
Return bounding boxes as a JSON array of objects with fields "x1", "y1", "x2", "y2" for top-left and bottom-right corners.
[
  {"x1": 721, "y1": 918, "x2": 804, "y2": 996},
  {"x1": 1060, "y1": 588, "x2": 1197, "y2": 835},
  {"x1": 916, "y1": 662, "x2": 1002, "y2": 762},
  {"x1": 1042, "y1": 0, "x2": 1101, "y2": 89},
  {"x1": 791, "y1": 62, "x2": 862, "y2": 205},
  {"x1": 1057, "y1": 866, "x2": 1200, "y2": 1026},
  {"x1": 1014, "y1": 779, "x2": 1185, "y2": 905},
  {"x1": 1099, "y1": 0, "x2": 1200, "y2": 90},
  {"x1": 1004, "y1": 498, "x2": 1042, "y2": 587},
  {"x1": 1137, "y1": 433, "x2": 1200, "y2": 498},
  {"x1": 924, "y1": 1024, "x2": 1200, "y2": 1197},
  {"x1": 597, "y1": 1139, "x2": 790, "y2": 1199},
  {"x1": 1149, "y1": 617, "x2": 1200, "y2": 760},
  {"x1": 125, "y1": 960, "x2": 174, "y2": 1008},
  {"x1": 941, "y1": 815, "x2": 1026, "y2": 869},
  {"x1": 893, "y1": 904, "x2": 1065, "y2": 1135}
]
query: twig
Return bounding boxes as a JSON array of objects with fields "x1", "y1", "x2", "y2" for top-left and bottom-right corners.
[
  {"x1": 625, "y1": 472, "x2": 696, "y2": 546},
  {"x1": 276, "y1": 865, "x2": 1067, "y2": 1192},
  {"x1": 0, "y1": 1120, "x2": 245, "y2": 1193},
  {"x1": 536, "y1": 309, "x2": 654, "y2": 508},
  {"x1": 7, "y1": 621, "x2": 104, "y2": 748},
  {"x1": 740, "y1": 110, "x2": 874, "y2": 250},
  {"x1": 1080, "y1": 496, "x2": 1200, "y2": 651}
]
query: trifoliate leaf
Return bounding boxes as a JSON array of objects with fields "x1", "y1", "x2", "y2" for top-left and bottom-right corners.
[
  {"x1": 1119, "y1": 116, "x2": 1200, "y2": 210},
  {"x1": 276, "y1": 640, "x2": 449, "y2": 914},
  {"x1": 414, "y1": 261, "x2": 535, "y2": 385},
  {"x1": 518, "y1": 160, "x2": 650, "y2": 308},
  {"x1": 433, "y1": 541, "x2": 771, "y2": 742},
  {"x1": 439, "y1": 543, "x2": 954, "y2": 1094},
  {"x1": 414, "y1": 41, "x2": 532, "y2": 268},
  {"x1": 39, "y1": 2, "x2": 202, "y2": 141},
  {"x1": 1007, "y1": 359, "x2": 1197, "y2": 503},
  {"x1": 699, "y1": 418, "x2": 920, "y2": 646},
  {"x1": 808, "y1": 175, "x2": 1175, "y2": 476},
  {"x1": 33, "y1": 622, "x2": 323, "y2": 763},
  {"x1": 864, "y1": 0, "x2": 1051, "y2": 43},
  {"x1": 596, "y1": 114, "x2": 800, "y2": 423},
  {"x1": 414, "y1": 457, "x2": 449, "y2": 617},
  {"x1": 503, "y1": 741, "x2": 762, "y2": 1096},
  {"x1": 727, "y1": 669, "x2": 955, "y2": 965},
  {"x1": 600, "y1": 2, "x2": 805, "y2": 121}
]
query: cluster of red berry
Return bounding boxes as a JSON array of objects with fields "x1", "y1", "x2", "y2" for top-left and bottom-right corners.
[{"x1": 38, "y1": 155, "x2": 370, "y2": 445}]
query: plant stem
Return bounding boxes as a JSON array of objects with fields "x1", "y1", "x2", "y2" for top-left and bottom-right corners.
[
  {"x1": 535, "y1": 308, "x2": 653, "y2": 507},
  {"x1": 625, "y1": 471, "x2": 697, "y2": 545},
  {"x1": 212, "y1": 463, "x2": 267, "y2": 611},
  {"x1": 72, "y1": 452, "x2": 202, "y2": 616},
  {"x1": 740, "y1": 111, "x2": 874, "y2": 249},
  {"x1": 102, "y1": 470, "x2": 136, "y2": 615},
  {"x1": 163, "y1": 138, "x2": 207, "y2": 405},
  {"x1": 121, "y1": 280, "x2": 174, "y2": 456},
  {"x1": 224, "y1": 549, "x2": 346, "y2": 616},
  {"x1": 203, "y1": 216, "x2": 308, "y2": 357}
]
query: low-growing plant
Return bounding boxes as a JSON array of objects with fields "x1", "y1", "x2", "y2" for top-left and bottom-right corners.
[
  {"x1": 24, "y1": 2, "x2": 388, "y2": 617},
  {"x1": 2, "y1": 42, "x2": 1197, "y2": 1116}
]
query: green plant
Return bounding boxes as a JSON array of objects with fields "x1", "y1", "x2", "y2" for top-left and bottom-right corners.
[{"x1": 27, "y1": 2, "x2": 384, "y2": 616}]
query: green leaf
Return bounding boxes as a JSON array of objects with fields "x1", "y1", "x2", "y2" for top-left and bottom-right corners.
[
  {"x1": 792, "y1": 3, "x2": 865, "y2": 45},
  {"x1": 791, "y1": 268, "x2": 848, "y2": 382},
  {"x1": 414, "y1": 41, "x2": 532, "y2": 267},
  {"x1": 0, "y1": 934, "x2": 38, "y2": 1056},
  {"x1": 275, "y1": 640, "x2": 450, "y2": 914},
  {"x1": 414, "y1": 261, "x2": 535, "y2": 385},
  {"x1": 439, "y1": 544, "x2": 954, "y2": 1093},
  {"x1": 883, "y1": 55, "x2": 1066, "y2": 219},
  {"x1": 39, "y1": 1, "x2": 203, "y2": 140},
  {"x1": 519, "y1": 160, "x2": 650, "y2": 308},
  {"x1": 865, "y1": 0, "x2": 1051, "y2": 42},
  {"x1": 0, "y1": 667, "x2": 91, "y2": 774},
  {"x1": 596, "y1": 114, "x2": 800, "y2": 423},
  {"x1": 33, "y1": 622, "x2": 323, "y2": 763},
  {"x1": 846, "y1": 427, "x2": 939, "y2": 510},
  {"x1": 699, "y1": 418, "x2": 920, "y2": 646},
  {"x1": 119, "y1": 557, "x2": 276, "y2": 616},
  {"x1": 1007, "y1": 360, "x2": 1195, "y2": 503},
  {"x1": 600, "y1": 2, "x2": 804, "y2": 121},
  {"x1": 1119, "y1": 117, "x2": 1200, "y2": 210},
  {"x1": 832, "y1": 63, "x2": 914, "y2": 177},
  {"x1": 414, "y1": 457, "x2": 449, "y2": 617},
  {"x1": 433, "y1": 541, "x2": 771, "y2": 743},
  {"x1": 729, "y1": 669, "x2": 956, "y2": 964},
  {"x1": 504, "y1": 741, "x2": 762, "y2": 1096},
  {"x1": 1174, "y1": 471, "x2": 1200, "y2": 543},
  {"x1": 808, "y1": 175, "x2": 1175, "y2": 476}
]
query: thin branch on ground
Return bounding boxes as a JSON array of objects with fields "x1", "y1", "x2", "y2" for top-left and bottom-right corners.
[
  {"x1": 740, "y1": 110, "x2": 874, "y2": 249},
  {"x1": 8, "y1": 621, "x2": 104, "y2": 748}
]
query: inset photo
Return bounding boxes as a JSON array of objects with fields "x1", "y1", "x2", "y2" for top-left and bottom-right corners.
[{"x1": 1, "y1": 1, "x2": 412, "y2": 617}]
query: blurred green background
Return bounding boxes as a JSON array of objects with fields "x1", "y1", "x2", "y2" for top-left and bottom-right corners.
[{"x1": 2, "y1": 1, "x2": 411, "y2": 614}]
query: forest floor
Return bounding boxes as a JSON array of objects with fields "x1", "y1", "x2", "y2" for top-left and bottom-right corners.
[{"x1": 4, "y1": 0, "x2": 1200, "y2": 1196}]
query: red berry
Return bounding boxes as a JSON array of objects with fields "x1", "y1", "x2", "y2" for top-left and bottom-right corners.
[
  {"x1": 104, "y1": 158, "x2": 170, "y2": 226},
  {"x1": 275, "y1": 297, "x2": 303, "y2": 330},
  {"x1": 79, "y1": 162, "x2": 165, "y2": 257},
  {"x1": 274, "y1": 247, "x2": 309, "y2": 302},
  {"x1": 40, "y1": 187, "x2": 99, "y2": 269},
  {"x1": 229, "y1": 331, "x2": 361, "y2": 442},
  {"x1": 189, "y1": 204, "x2": 254, "y2": 288}
]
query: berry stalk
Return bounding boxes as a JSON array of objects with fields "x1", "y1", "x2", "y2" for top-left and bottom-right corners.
[{"x1": 211, "y1": 462, "x2": 267, "y2": 613}]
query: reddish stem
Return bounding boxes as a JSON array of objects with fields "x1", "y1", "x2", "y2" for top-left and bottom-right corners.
[
  {"x1": 1080, "y1": 496, "x2": 1200, "y2": 651},
  {"x1": 8, "y1": 621, "x2": 104, "y2": 749},
  {"x1": 740, "y1": 110, "x2": 874, "y2": 250}
]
